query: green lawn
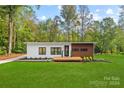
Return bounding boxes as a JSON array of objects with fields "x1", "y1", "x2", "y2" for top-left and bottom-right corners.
[{"x1": 0, "y1": 54, "x2": 124, "y2": 88}]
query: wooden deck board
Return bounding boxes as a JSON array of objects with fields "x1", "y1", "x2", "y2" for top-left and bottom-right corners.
[{"x1": 53, "y1": 57, "x2": 83, "y2": 62}]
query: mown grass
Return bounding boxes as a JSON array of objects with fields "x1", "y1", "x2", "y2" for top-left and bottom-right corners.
[{"x1": 0, "y1": 54, "x2": 123, "y2": 88}]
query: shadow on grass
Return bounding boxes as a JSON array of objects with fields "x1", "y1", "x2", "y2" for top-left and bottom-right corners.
[{"x1": 84, "y1": 59, "x2": 112, "y2": 63}]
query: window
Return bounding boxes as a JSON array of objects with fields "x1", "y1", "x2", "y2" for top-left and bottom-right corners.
[
  {"x1": 72, "y1": 48, "x2": 79, "y2": 51},
  {"x1": 72, "y1": 48, "x2": 88, "y2": 52},
  {"x1": 80, "y1": 48, "x2": 88, "y2": 52},
  {"x1": 39, "y1": 47, "x2": 46, "y2": 55},
  {"x1": 51, "y1": 47, "x2": 62, "y2": 55}
]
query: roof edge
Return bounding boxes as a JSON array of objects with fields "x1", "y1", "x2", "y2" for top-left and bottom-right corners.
[{"x1": 25, "y1": 42, "x2": 97, "y2": 44}]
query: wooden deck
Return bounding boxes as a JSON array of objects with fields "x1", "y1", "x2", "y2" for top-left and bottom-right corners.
[{"x1": 53, "y1": 57, "x2": 83, "y2": 62}]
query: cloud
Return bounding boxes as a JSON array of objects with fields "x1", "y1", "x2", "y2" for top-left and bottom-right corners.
[
  {"x1": 58, "y1": 5, "x2": 62, "y2": 10},
  {"x1": 115, "y1": 7, "x2": 122, "y2": 16},
  {"x1": 91, "y1": 12, "x2": 102, "y2": 21},
  {"x1": 96, "y1": 9, "x2": 100, "y2": 12},
  {"x1": 37, "y1": 16, "x2": 47, "y2": 21},
  {"x1": 111, "y1": 16, "x2": 118, "y2": 23},
  {"x1": 117, "y1": 7, "x2": 124, "y2": 15},
  {"x1": 106, "y1": 8, "x2": 113, "y2": 15},
  {"x1": 41, "y1": 16, "x2": 47, "y2": 20},
  {"x1": 118, "y1": 7, "x2": 122, "y2": 13}
]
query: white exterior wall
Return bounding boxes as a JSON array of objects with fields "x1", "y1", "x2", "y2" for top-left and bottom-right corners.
[{"x1": 27, "y1": 43, "x2": 71, "y2": 58}]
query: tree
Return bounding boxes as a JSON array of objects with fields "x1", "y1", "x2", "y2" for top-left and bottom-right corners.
[
  {"x1": 0, "y1": 6, "x2": 22, "y2": 54},
  {"x1": 54, "y1": 15, "x2": 61, "y2": 26},
  {"x1": 100, "y1": 17, "x2": 116, "y2": 53},
  {"x1": 53, "y1": 16, "x2": 61, "y2": 41},
  {"x1": 118, "y1": 5, "x2": 124, "y2": 31},
  {"x1": 78, "y1": 5, "x2": 93, "y2": 41},
  {"x1": 0, "y1": 14, "x2": 8, "y2": 54},
  {"x1": 1, "y1": 5, "x2": 124, "y2": 55},
  {"x1": 14, "y1": 6, "x2": 39, "y2": 53},
  {"x1": 115, "y1": 27, "x2": 124, "y2": 52},
  {"x1": 0, "y1": 5, "x2": 39, "y2": 54},
  {"x1": 60, "y1": 5, "x2": 77, "y2": 41},
  {"x1": 36, "y1": 21, "x2": 48, "y2": 42},
  {"x1": 91, "y1": 21, "x2": 103, "y2": 53},
  {"x1": 37, "y1": 18, "x2": 60, "y2": 42}
]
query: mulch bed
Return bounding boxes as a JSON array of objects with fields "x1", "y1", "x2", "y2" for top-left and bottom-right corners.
[{"x1": 0, "y1": 53, "x2": 24, "y2": 60}]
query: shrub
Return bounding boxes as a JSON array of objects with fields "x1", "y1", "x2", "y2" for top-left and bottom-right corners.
[
  {"x1": 86, "y1": 57, "x2": 89, "y2": 61},
  {"x1": 120, "y1": 52, "x2": 124, "y2": 55},
  {"x1": 12, "y1": 49, "x2": 23, "y2": 53},
  {"x1": 89, "y1": 56, "x2": 93, "y2": 61},
  {"x1": 12, "y1": 43, "x2": 26, "y2": 53},
  {"x1": 83, "y1": 56, "x2": 86, "y2": 61},
  {"x1": 0, "y1": 49, "x2": 6, "y2": 55},
  {"x1": 83, "y1": 56, "x2": 93, "y2": 62},
  {"x1": 106, "y1": 50, "x2": 111, "y2": 54},
  {"x1": 111, "y1": 48, "x2": 117, "y2": 53}
]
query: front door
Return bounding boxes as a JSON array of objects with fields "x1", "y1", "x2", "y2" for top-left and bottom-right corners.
[{"x1": 64, "y1": 45, "x2": 69, "y2": 56}]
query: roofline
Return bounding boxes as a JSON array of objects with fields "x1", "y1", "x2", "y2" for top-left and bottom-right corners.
[{"x1": 25, "y1": 42, "x2": 97, "y2": 44}]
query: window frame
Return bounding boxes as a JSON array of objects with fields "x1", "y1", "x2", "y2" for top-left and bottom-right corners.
[
  {"x1": 80, "y1": 48, "x2": 88, "y2": 52},
  {"x1": 39, "y1": 47, "x2": 46, "y2": 55},
  {"x1": 51, "y1": 47, "x2": 62, "y2": 55},
  {"x1": 72, "y1": 48, "x2": 79, "y2": 51}
]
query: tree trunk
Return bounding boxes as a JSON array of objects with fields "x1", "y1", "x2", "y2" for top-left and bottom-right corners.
[
  {"x1": 8, "y1": 6, "x2": 13, "y2": 54},
  {"x1": 13, "y1": 22, "x2": 16, "y2": 49}
]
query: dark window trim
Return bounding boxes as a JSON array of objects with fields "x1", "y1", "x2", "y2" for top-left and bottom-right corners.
[
  {"x1": 72, "y1": 48, "x2": 88, "y2": 52},
  {"x1": 51, "y1": 47, "x2": 62, "y2": 55},
  {"x1": 80, "y1": 48, "x2": 88, "y2": 52},
  {"x1": 72, "y1": 48, "x2": 79, "y2": 51},
  {"x1": 39, "y1": 47, "x2": 46, "y2": 55}
]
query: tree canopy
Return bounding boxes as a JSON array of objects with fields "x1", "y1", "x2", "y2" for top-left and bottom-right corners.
[{"x1": 0, "y1": 5, "x2": 124, "y2": 55}]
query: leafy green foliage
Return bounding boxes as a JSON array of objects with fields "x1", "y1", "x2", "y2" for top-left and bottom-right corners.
[
  {"x1": 79, "y1": 5, "x2": 93, "y2": 40},
  {"x1": 0, "y1": 5, "x2": 38, "y2": 54},
  {"x1": 61, "y1": 5, "x2": 77, "y2": 41},
  {"x1": 12, "y1": 42, "x2": 26, "y2": 53},
  {"x1": 118, "y1": 5, "x2": 124, "y2": 30},
  {"x1": 0, "y1": 5, "x2": 124, "y2": 55},
  {"x1": 0, "y1": 49, "x2": 6, "y2": 55}
]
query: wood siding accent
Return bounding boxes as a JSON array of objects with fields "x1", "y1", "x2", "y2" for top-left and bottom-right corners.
[{"x1": 71, "y1": 43, "x2": 94, "y2": 57}]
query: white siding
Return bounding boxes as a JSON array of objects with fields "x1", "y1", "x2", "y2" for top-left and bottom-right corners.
[{"x1": 27, "y1": 43, "x2": 71, "y2": 58}]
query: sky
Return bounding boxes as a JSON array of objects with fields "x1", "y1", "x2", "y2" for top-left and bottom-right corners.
[{"x1": 35, "y1": 5, "x2": 120, "y2": 23}]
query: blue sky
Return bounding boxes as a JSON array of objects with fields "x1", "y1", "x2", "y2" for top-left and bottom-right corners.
[{"x1": 35, "y1": 5, "x2": 120, "y2": 23}]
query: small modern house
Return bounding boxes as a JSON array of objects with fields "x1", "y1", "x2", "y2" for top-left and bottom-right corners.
[{"x1": 26, "y1": 42, "x2": 96, "y2": 58}]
